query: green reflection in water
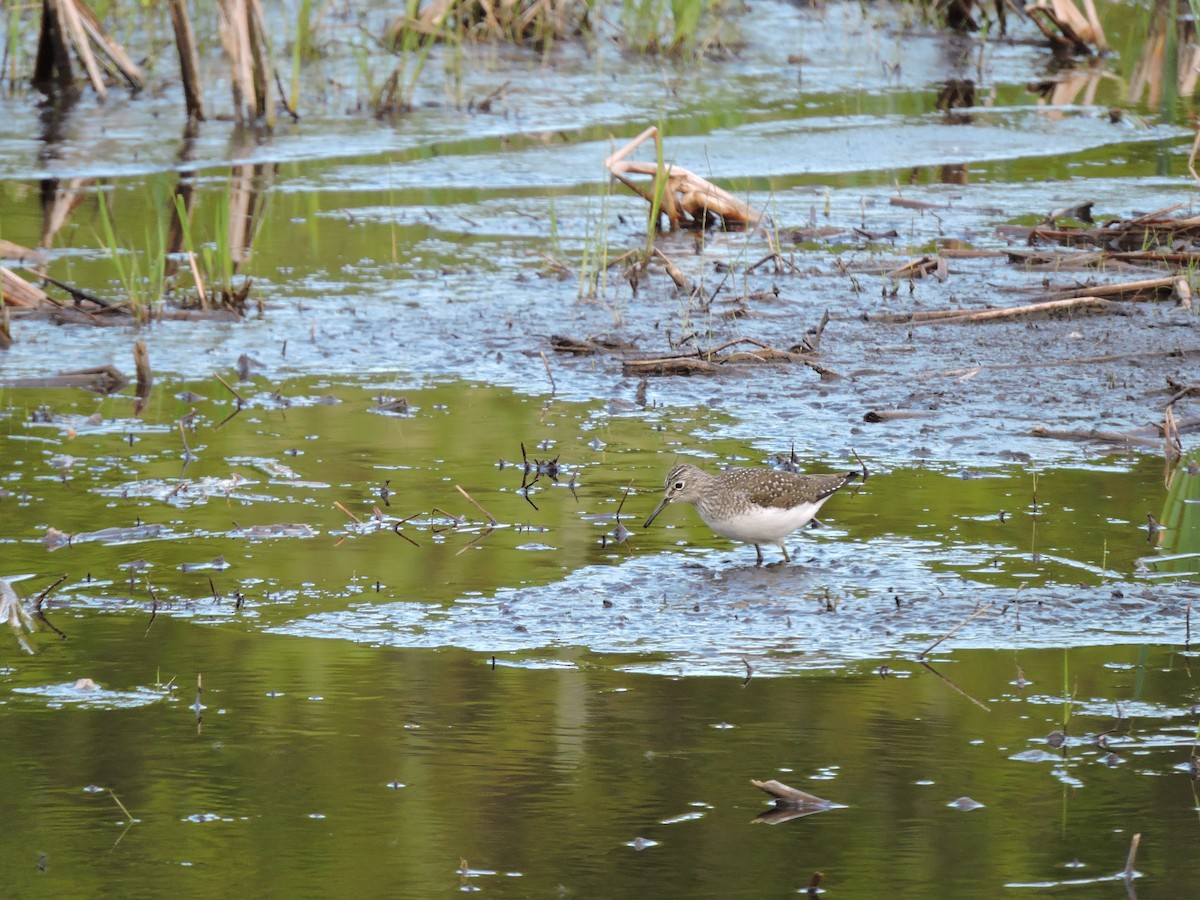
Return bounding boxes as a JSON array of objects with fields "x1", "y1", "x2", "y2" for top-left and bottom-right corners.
[
  {"x1": 0, "y1": 377, "x2": 1190, "y2": 634},
  {"x1": 1147, "y1": 452, "x2": 1200, "y2": 578},
  {"x1": 1, "y1": 613, "x2": 1198, "y2": 897}
]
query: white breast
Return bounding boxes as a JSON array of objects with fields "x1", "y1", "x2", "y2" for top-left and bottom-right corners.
[{"x1": 699, "y1": 499, "x2": 826, "y2": 543}]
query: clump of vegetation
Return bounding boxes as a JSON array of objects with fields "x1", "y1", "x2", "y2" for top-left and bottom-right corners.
[
  {"x1": 619, "y1": 0, "x2": 739, "y2": 57},
  {"x1": 385, "y1": 0, "x2": 594, "y2": 51}
]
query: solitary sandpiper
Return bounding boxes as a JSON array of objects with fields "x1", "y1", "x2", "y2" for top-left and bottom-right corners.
[{"x1": 643, "y1": 463, "x2": 859, "y2": 564}]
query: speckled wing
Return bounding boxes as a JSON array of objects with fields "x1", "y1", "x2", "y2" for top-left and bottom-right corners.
[{"x1": 745, "y1": 471, "x2": 859, "y2": 510}]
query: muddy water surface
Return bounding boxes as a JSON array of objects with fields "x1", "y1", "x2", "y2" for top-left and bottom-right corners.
[{"x1": 3, "y1": 0, "x2": 1200, "y2": 894}]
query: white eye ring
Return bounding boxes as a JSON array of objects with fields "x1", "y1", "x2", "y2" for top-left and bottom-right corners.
[{"x1": 673, "y1": 481, "x2": 684, "y2": 490}]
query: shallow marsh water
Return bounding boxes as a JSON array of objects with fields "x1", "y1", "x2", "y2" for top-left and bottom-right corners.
[
  {"x1": 4, "y1": 618, "x2": 1200, "y2": 896},
  {"x1": 3, "y1": 0, "x2": 1200, "y2": 895}
]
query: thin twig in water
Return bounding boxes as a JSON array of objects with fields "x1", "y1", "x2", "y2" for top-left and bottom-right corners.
[
  {"x1": 540, "y1": 351, "x2": 556, "y2": 396},
  {"x1": 455, "y1": 484, "x2": 499, "y2": 526},
  {"x1": 1124, "y1": 832, "x2": 1141, "y2": 879},
  {"x1": 455, "y1": 527, "x2": 495, "y2": 556},
  {"x1": 33, "y1": 574, "x2": 69, "y2": 639},
  {"x1": 918, "y1": 602, "x2": 994, "y2": 659},
  {"x1": 145, "y1": 579, "x2": 159, "y2": 637},
  {"x1": 918, "y1": 660, "x2": 991, "y2": 712},
  {"x1": 177, "y1": 419, "x2": 194, "y2": 460},
  {"x1": 430, "y1": 507, "x2": 465, "y2": 525},
  {"x1": 213, "y1": 371, "x2": 245, "y2": 403},
  {"x1": 850, "y1": 448, "x2": 870, "y2": 482},
  {"x1": 110, "y1": 791, "x2": 133, "y2": 821},
  {"x1": 334, "y1": 501, "x2": 362, "y2": 524}
]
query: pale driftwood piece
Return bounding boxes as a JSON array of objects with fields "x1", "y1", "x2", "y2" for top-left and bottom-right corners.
[
  {"x1": 605, "y1": 126, "x2": 762, "y2": 230},
  {"x1": 750, "y1": 779, "x2": 844, "y2": 824},
  {"x1": 751, "y1": 779, "x2": 840, "y2": 808},
  {"x1": 1, "y1": 268, "x2": 52, "y2": 307},
  {"x1": 1045, "y1": 276, "x2": 1178, "y2": 303},
  {"x1": 1029, "y1": 425, "x2": 1162, "y2": 449},
  {"x1": 169, "y1": 0, "x2": 205, "y2": 120},
  {"x1": 931, "y1": 296, "x2": 1119, "y2": 323},
  {"x1": 0, "y1": 241, "x2": 49, "y2": 265},
  {"x1": 869, "y1": 296, "x2": 1117, "y2": 324},
  {"x1": 906, "y1": 296, "x2": 1118, "y2": 325}
]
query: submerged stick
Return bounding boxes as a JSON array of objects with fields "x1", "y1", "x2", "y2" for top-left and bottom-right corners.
[
  {"x1": 333, "y1": 501, "x2": 362, "y2": 524},
  {"x1": 133, "y1": 340, "x2": 152, "y2": 416},
  {"x1": 33, "y1": 574, "x2": 69, "y2": 639},
  {"x1": 455, "y1": 485, "x2": 498, "y2": 526},
  {"x1": 539, "y1": 351, "x2": 556, "y2": 396},
  {"x1": 918, "y1": 660, "x2": 991, "y2": 712},
  {"x1": 1124, "y1": 832, "x2": 1141, "y2": 879},
  {"x1": 917, "y1": 602, "x2": 994, "y2": 659},
  {"x1": 212, "y1": 370, "x2": 245, "y2": 403}
]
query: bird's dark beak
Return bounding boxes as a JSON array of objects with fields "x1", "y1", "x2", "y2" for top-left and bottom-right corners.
[{"x1": 644, "y1": 498, "x2": 669, "y2": 528}]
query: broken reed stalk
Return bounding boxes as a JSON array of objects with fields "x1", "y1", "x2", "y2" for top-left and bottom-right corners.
[
  {"x1": 33, "y1": 0, "x2": 145, "y2": 94},
  {"x1": 917, "y1": 602, "x2": 994, "y2": 658},
  {"x1": 177, "y1": 419, "x2": 193, "y2": 459},
  {"x1": 455, "y1": 484, "x2": 498, "y2": 526},
  {"x1": 1124, "y1": 832, "x2": 1141, "y2": 879},
  {"x1": 1047, "y1": 275, "x2": 1179, "y2": 302},
  {"x1": 59, "y1": 0, "x2": 106, "y2": 97},
  {"x1": 212, "y1": 370, "x2": 245, "y2": 403},
  {"x1": 217, "y1": 0, "x2": 273, "y2": 125},
  {"x1": 880, "y1": 296, "x2": 1117, "y2": 325},
  {"x1": 1188, "y1": 596, "x2": 1194, "y2": 651},
  {"x1": 133, "y1": 339, "x2": 152, "y2": 415},
  {"x1": 74, "y1": 1, "x2": 144, "y2": 89},
  {"x1": 109, "y1": 790, "x2": 133, "y2": 821},
  {"x1": 145, "y1": 578, "x2": 158, "y2": 635},
  {"x1": 169, "y1": 0, "x2": 205, "y2": 121},
  {"x1": 333, "y1": 500, "x2": 362, "y2": 523},
  {"x1": 33, "y1": 574, "x2": 69, "y2": 639},
  {"x1": 917, "y1": 660, "x2": 991, "y2": 712},
  {"x1": 539, "y1": 350, "x2": 556, "y2": 396}
]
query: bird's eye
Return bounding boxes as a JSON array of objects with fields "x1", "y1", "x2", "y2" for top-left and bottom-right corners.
[{"x1": 673, "y1": 481, "x2": 684, "y2": 490}]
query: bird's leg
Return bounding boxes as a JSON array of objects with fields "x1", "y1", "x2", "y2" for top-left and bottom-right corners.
[
  {"x1": 754, "y1": 544, "x2": 764, "y2": 566},
  {"x1": 780, "y1": 543, "x2": 791, "y2": 562}
]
